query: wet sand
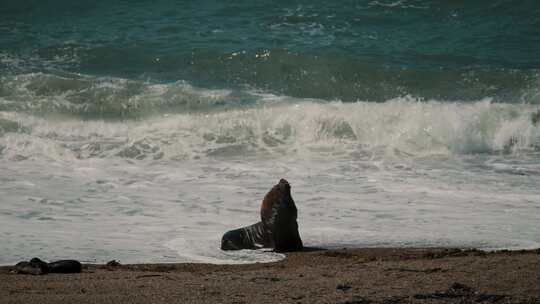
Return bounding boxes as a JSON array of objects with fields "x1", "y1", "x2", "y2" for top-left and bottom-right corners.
[{"x1": 1, "y1": 248, "x2": 539, "y2": 304}]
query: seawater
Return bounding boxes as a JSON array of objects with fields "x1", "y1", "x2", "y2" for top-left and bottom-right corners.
[{"x1": 1, "y1": 1, "x2": 539, "y2": 264}]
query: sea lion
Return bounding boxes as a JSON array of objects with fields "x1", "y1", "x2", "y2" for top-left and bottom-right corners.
[
  {"x1": 13, "y1": 257, "x2": 82, "y2": 275},
  {"x1": 221, "y1": 179, "x2": 303, "y2": 252},
  {"x1": 14, "y1": 258, "x2": 48, "y2": 275},
  {"x1": 220, "y1": 221, "x2": 271, "y2": 250},
  {"x1": 260, "y1": 179, "x2": 303, "y2": 252},
  {"x1": 47, "y1": 259, "x2": 82, "y2": 273}
]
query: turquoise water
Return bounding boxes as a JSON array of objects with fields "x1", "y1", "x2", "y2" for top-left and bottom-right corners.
[
  {"x1": 1, "y1": 1, "x2": 539, "y2": 264},
  {"x1": 2, "y1": 0, "x2": 540, "y2": 109}
]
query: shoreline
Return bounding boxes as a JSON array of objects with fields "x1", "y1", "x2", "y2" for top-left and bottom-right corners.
[{"x1": 1, "y1": 247, "x2": 539, "y2": 303}]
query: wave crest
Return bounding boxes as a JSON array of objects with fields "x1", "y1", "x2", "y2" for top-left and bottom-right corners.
[
  {"x1": 1, "y1": 98, "x2": 538, "y2": 162},
  {"x1": 0, "y1": 73, "x2": 252, "y2": 118}
]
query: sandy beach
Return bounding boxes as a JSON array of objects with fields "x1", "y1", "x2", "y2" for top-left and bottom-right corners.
[
  {"x1": 1, "y1": 248, "x2": 539, "y2": 304},
  {"x1": 3, "y1": 2, "x2": 540, "y2": 304}
]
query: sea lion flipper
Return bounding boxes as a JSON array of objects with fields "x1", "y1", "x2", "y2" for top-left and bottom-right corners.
[
  {"x1": 221, "y1": 227, "x2": 247, "y2": 250},
  {"x1": 221, "y1": 222, "x2": 271, "y2": 250}
]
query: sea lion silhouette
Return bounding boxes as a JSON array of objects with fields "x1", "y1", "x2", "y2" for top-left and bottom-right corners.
[
  {"x1": 221, "y1": 179, "x2": 303, "y2": 252},
  {"x1": 14, "y1": 257, "x2": 82, "y2": 275}
]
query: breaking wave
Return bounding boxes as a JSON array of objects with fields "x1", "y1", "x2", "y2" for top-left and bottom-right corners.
[{"x1": 1, "y1": 97, "x2": 538, "y2": 162}]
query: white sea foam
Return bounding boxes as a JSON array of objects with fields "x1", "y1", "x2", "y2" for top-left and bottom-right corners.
[
  {"x1": 1, "y1": 98, "x2": 539, "y2": 162},
  {"x1": 1, "y1": 99, "x2": 539, "y2": 265}
]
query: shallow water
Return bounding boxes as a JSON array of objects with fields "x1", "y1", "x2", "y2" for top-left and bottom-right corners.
[
  {"x1": 1, "y1": 99, "x2": 539, "y2": 264},
  {"x1": 1, "y1": 1, "x2": 540, "y2": 264}
]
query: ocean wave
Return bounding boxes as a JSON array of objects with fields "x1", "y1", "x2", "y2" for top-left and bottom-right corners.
[
  {"x1": 1, "y1": 70, "x2": 540, "y2": 123},
  {"x1": 2, "y1": 45, "x2": 540, "y2": 110},
  {"x1": 0, "y1": 73, "x2": 259, "y2": 118},
  {"x1": 1, "y1": 98, "x2": 538, "y2": 162}
]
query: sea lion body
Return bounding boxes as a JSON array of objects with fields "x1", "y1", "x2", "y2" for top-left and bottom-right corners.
[
  {"x1": 260, "y1": 179, "x2": 303, "y2": 252},
  {"x1": 48, "y1": 259, "x2": 82, "y2": 273},
  {"x1": 14, "y1": 257, "x2": 81, "y2": 275},
  {"x1": 14, "y1": 260, "x2": 48, "y2": 275},
  {"x1": 220, "y1": 221, "x2": 271, "y2": 250},
  {"x1": 221, "y1": 179, "x2": 303, "y2": 252}
]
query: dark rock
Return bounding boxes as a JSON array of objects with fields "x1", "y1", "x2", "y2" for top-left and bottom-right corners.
[
  {"x1": 337, "y1": 283, "x2": 352, "y2": 291},
  {"x1": 106, "y1": 260, "x2": 121, "y2": 267}
]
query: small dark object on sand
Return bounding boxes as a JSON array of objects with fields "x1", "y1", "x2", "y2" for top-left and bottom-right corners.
[
  {"x1": 338, "y1": 296, "x2": 372, "y2": 304},
  {"x1": 337, "y1": 283, "x2": 352, "y2": 291},
  {"x1": 221, "y1": 179, "x2": 303, "y2": 252},
  {"x1": 106, "y1": 260, "x2": 121, "y2": 267},
  {"x1": 14, "y1": 257, "x2": 81, "y2": 275},
  {"x1": 448, "y1": 282, "x2": 473, "y2": 294},
  {"x1": 414, "y1": 282, "x2": 507, "y2": 302}
]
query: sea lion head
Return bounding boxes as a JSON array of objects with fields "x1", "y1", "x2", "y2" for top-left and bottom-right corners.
[
  {"x1": 278, "y1": 178, "x2": 291, "y2": 193},
  {"x1": 261, "y1": 178, "x2": 293, "y2": 223}
]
